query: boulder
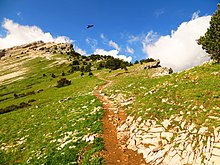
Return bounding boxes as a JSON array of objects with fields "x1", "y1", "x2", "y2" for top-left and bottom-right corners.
[{"x1": 144, "y1": 59, "x2": 161, "y2": 69}]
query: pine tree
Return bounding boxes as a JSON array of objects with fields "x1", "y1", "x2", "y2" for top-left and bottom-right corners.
[{"x1": 197, "y1": 4, "x2": 220, "y2": 62}]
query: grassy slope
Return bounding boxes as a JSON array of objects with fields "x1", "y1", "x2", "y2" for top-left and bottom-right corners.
[
  {"x1": 0, "y1": 56, "x2": 105, "y2": 164},
  {"x1": 101, "y1": 62, "x2": 220, "y2": 130},
  {"x1": 1, "y1": 52, "x2": 219, "y2": 164}
]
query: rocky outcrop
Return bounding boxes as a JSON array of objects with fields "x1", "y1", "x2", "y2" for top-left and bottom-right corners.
[
  {"x1": 0, "y1": 41, "x2": 74, "y2": 84},
  {"x1": 107, "y1": 80, "x2": 220, "y2": 164},
  {"x1": 1, "y1": 41, "x2": 74, "y2": 59},
  {"x1": 136, "y1": 60, "x2": 161, "y2": 70},
  {"x1": 151, "y1": 67, "x2": 171, "y2": 77},
  {"x1": 36, "y1": 42, "x2": 73, "y2": 55},
  {"x1": 133, "y1": 59, "x2": 173, "y2": 77},
  {"x1": 144, "y1": 59, "x2": 161, "y2": 69},
  {"x1": 117, "y1": 115, "x2": 220, "y2": 165}
]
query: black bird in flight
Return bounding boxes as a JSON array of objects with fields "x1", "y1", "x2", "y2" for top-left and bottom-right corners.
[{"x1": 87, "y1": 25, "x2": 94, "y2": 29}]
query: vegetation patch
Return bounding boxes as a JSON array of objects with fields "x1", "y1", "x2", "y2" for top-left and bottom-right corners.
[
  {"x1": 56, "y1": 78, "x2": 71, "y2": 88},
  {"x1": 101, "y1": 62, "x2": 220, "y2": 129},
  {"x1": 0, "y1": 55, "x2": 105, "y2": 164}
]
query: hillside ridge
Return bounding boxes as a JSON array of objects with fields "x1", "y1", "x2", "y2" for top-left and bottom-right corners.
[{"x1": 0, "y1": 41, "x2": 219, "y2": 165}]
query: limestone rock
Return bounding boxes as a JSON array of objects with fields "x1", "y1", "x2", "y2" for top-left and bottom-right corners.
[
  {"x1": 114, "y1": 106, "x2": 220, "y2": 165},
  {"x1": 144, "y1": 60, "x2": 160, "y2": 69},
  {"x1": 0, "y1": 41, "x2": 75, "y2": 83},
  {"x1": 127, "y1": 138, "x2": 137, "y2": 151}
]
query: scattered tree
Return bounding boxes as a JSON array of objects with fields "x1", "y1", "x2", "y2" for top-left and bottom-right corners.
[
  {"x1": 14, "y1": 93, "x2": 18, "y2": 99},
  {"x1": 105, "y1": 58, "x2": 131, "y2": 70},
  {"x1": 71, "y1": 65, "x2": 80, "y2": 71},
  {"x1": 80, "y1": 66, "x2": 85, "y2": 72},
  {"x1": 169, "y1": 68, "x2": 174, "y2": 74},
  {"x1": 51, "y1": 73, "x2": 56, "y2": 78},
  {"x1": 97, "y1": 62, "x2": 105, "y2": 70},
  {"x1": 197, "y1": 4, "x2": 220, "y2": 62},
  {"x1": 56, "y1": 78, "x2": 71, "y2": 88},
  {"x1": 72, "y1": 60, "x2": 80, "y2": 65},
  {"x1": 134, "y1": 60, "x2": 139, "y2": 64},
  {"x1": 140, "y1": 58, "x2": 156, "y2": 63},
  {"x1": 85, "y1": 65, "x2": 92, "y2": 72},
  {"x1": 83, "y1": 61, "x2": 87, "y2": 65}
]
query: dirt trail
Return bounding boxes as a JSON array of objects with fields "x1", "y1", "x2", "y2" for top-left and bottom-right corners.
[{"x1": 94, "y1": 81, "x2": 146, "y2": 165}]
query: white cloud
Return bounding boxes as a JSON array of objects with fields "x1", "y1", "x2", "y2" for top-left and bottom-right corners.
[
  {"x1": 85, "y1": 37, "x2": 98, "y2": 50},
  {"x1": 143, "y1": 31, "x2": 158, "y2": 45},
  {"x1": 127, "y1": 33, "x2": 149, "y2": 45},
  {"x1": 143, "y1": 15, "x2": 211, "y2": 72},
  {"x1": 109, "y1": 40, "x2": 120, "y2": 51},
  {"x1": 154, "y1": 9, "x2": 165, "y2": 17},
  {"x1": 100, "y1": 33, "x2": 106, "y2": 40},
  {"x1": 192, "y1": 10, "x2": 200, "y2": 20},
  {"x1": 100, "y1": 34, "x2": 121, "y2": 51},
  {"x1": 0, "y1": 18, "x2": 72, "y2": 49},
  {"x1": 16, "y1": 12, "x2": 21, "y2": 16},
  {"x1": 100, "y1": 33, "x2": 109, "y2": 45},
  {"x1": 127, "y1": 35, "x2": 142, "y2": 44},
  {"x1": 74, "y1": 46, "x2": 87, "y2": 56},
  {"x1": 94, "y1": 49, "x2": 132, "y2": 62},
  {"x1": 126, "y1": 46, "x2": 134, "y2": 54}
]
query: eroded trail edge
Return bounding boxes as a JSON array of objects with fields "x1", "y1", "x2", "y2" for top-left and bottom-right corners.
[{"x1": 94, "y1": 81, "x2": 146, "y2": 165}]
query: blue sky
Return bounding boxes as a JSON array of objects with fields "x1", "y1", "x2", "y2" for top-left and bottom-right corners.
[{"x1": 0, "y1": 0, "x2": 218, "y2": 70}]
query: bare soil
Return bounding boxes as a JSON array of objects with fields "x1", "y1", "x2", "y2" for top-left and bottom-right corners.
[{"x1": 94, "y1": 81, "x2": 147, "y2": 165}]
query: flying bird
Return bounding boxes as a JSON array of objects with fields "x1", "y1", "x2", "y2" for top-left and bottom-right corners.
[{"x1": 87, "y1": 25, "x2": 94, "y2": 29}]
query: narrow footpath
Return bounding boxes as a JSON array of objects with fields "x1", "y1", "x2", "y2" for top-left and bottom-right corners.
[{"x1": 94, "y1": 81, "x2": 146, "y2": 165}]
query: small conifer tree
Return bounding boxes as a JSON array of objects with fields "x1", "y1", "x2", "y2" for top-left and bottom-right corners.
[{"x1": 197, "y1": 4, "x2": 220, "y2": 62}]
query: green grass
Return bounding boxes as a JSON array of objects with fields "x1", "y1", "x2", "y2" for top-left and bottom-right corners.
[
  {"x1": 1, "y1": 51, "x2": 220, "y2": 164},
  {"x1": 101, "y1": 62, "x2": 220, "y2": 128},
  {"x1": 0, "y1": 56, "x2": 105, "y2": 164}
]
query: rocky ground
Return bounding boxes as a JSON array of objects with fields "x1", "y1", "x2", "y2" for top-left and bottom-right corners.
[
  {"x1": 95, "y1": 67, "x2": 220, "y2": 164},
  {"x1": 94, "y1": 81, "x2": 147, "y2": 165},
  {"x1": 0, "y1": 41, "x2": 73, "y2": 84},
  {"x1": 105, "y1": 88, "x2": 220, "y2": 165},
  {"x1": 1, "y1": 41, "x2": 219, "y2": 164}
]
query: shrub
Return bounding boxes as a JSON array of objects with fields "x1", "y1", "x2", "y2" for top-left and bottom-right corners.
[
  {"x1": 14, "y1": 93, "x2": 18, "y2": 99},
  {"x1": 105, "y1": 58, "x2": 130, "y2": 70},
  {"x1": 72, "y1": 60, "x2": 80, "y2": 65},
  {"x1": 51, "y1": 73, "x2": 56, "y2": 78},
  {"x1": 14, "y1": 91, "x2": 35, "y2": 99},
  {"x1": 169, "y1": 68, "x2": 174, "y2": 74},
  {"x1": 140, "y1": 58, "x2": 156, "y2": 63},
  {"x1": 80, "y1": 66, "x2": 85, "y2": 72},
  {"x1": 56, "y1": 78, "x2": 71, "y2": 88},
  {"x1": 85, "y1": 65, "x2": 92, "y2": 72},
  {"x1": 0, "y1": 102, "x2": 31, "y2": 114},
  {"x1": 134, "y1": 60, "x2": 139, "y2": 64},
  {"x1": 71, "y1": 66, "x2": 80, "y2": 71}
]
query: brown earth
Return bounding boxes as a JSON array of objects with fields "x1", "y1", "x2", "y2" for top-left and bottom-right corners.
[{"x1": 94, "y1": 81, "x2": 147, "y2": 165}]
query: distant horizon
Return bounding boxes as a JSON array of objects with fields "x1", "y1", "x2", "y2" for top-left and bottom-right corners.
[{"x1": 0, "y1": 0, "x2": 217, "y2": 71}]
